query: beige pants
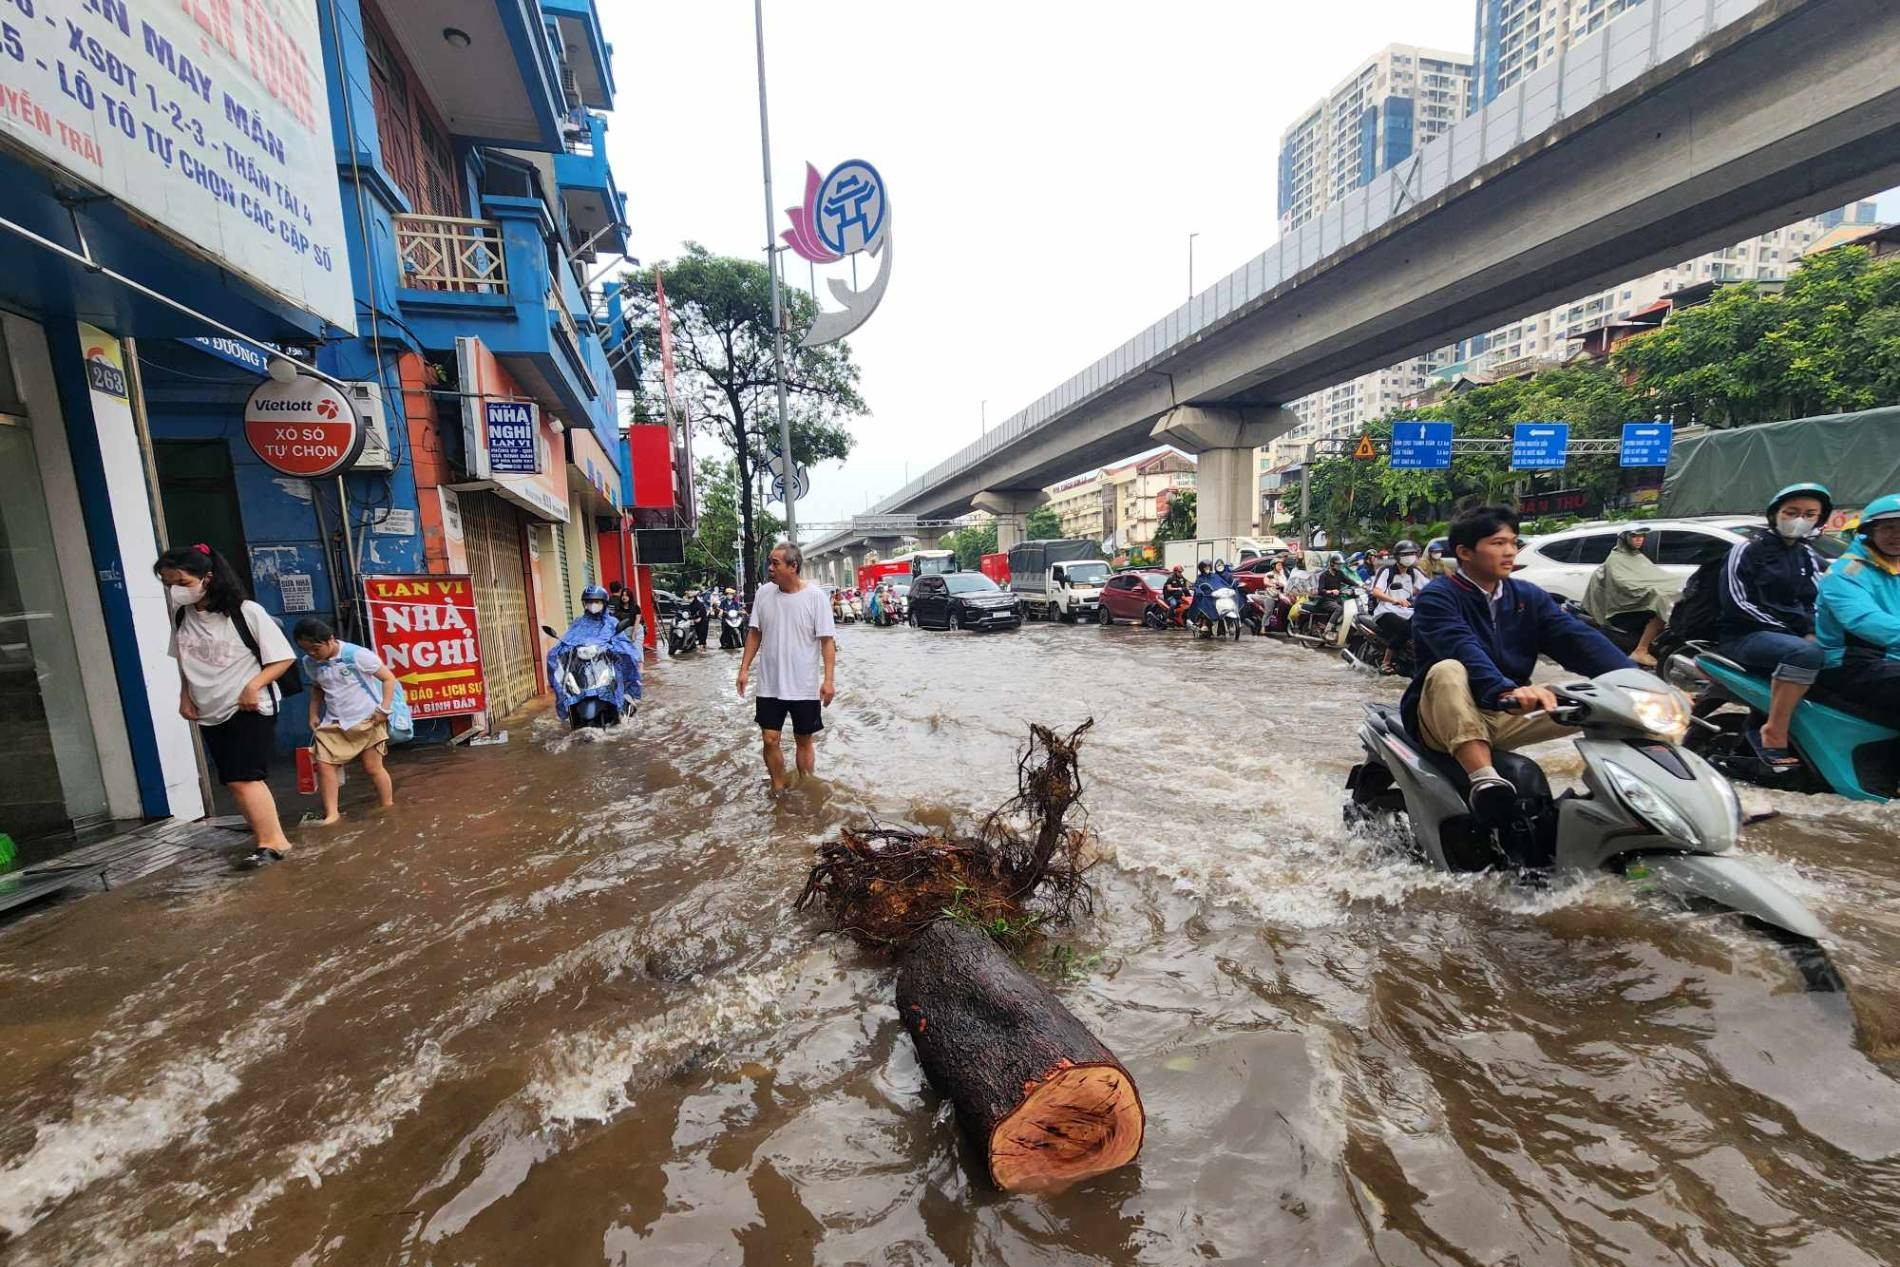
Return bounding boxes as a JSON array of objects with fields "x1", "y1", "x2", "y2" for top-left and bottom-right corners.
[{"x1": 1414, "y1": 659, "x2": 1573, "y2": 754}]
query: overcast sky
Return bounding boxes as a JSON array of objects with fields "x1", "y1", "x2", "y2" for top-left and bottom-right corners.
[{"x1": 599, "y1": 1, "x2": 1895, "y2": 527}]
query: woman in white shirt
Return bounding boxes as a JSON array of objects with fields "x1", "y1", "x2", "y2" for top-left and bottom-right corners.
[{"x1": 155, "y1": 544, "x2": 296, "y2": 865}]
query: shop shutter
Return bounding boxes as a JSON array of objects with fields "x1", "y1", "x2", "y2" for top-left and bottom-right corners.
[
  {"x1": 460, "y1": 493, "x2": 537, "y2": 718},
  {"x1": 583, "y1": 520, "x2": 598, "y2": 589},
  {"x1": 555, "y1": 521, "x2": 571, "y2": 615}
]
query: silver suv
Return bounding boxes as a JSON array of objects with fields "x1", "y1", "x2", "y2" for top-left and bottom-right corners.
[{"x1": 1513, "y1": 516, "x2": 1846, "y2": 602}]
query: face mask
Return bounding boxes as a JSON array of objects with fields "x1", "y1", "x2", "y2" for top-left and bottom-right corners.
[
  {"x1": 585, "y1": 602, "x2": 605, "y2": 615},
  {"x1": 1775, "y1": 516, "x2": 1817, "y2": 540},
  {"x1": 170, "y1": 581, "x2": 205, "y2": 605},
  {"x1": 1398, "y1": 554, "x2": 1419, "y2": 567}
]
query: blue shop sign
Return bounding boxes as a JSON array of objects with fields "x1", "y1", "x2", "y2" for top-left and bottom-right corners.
[
  {"x1": 182, "y1": 337, "x2": 281, "y2": 376},
  {"x1": 486, "y1": 401, "x2": 540, "y2": 475}
]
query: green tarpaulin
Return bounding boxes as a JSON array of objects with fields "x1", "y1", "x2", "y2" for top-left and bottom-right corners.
[{"x1": 1660, "y1": 408, "x2": 1900, "y2": 518}]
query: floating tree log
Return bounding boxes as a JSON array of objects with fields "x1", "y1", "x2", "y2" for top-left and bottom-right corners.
[{"x1": 896, "y1": 919, "x2": 1144, "y2": 1192}]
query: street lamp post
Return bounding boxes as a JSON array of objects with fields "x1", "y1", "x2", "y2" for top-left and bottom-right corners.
[{"x1": 753, "y1": 0, "x2": 799, "y2": 546}]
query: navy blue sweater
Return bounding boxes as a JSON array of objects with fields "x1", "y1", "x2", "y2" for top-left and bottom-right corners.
[
  {"x1": 1718, "y1": 533, "x2": 1825, "y2": 639},
  {"x1": 1399, "y1": 572, "x2": 1632, "y2": 736}
]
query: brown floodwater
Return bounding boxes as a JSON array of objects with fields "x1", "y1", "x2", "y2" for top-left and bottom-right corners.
[{"x1": 2, "y1": 620, "x2": 1899, "y2": 1266}]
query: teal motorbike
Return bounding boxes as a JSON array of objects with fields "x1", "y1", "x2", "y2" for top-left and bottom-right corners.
[{"x1": 1676, "y1": 647, "x2": 1898, "y2": 803}]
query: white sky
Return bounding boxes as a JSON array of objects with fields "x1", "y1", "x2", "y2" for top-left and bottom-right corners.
[{"x1": 600, "y1": 1, "x2": 1897, "y2": 527}]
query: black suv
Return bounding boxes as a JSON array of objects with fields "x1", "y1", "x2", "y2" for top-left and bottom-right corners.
[{"x1": 908, "y1": 572, "x2": 1022, "y2": 631}]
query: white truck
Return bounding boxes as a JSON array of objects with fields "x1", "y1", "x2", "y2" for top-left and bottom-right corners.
[
  {"x1": 1007, "y1": 539, "x2": 1110, "y2": 623},
  {"x1": 1161, "y1": 535, "x2": 1289, "y2": 571}
]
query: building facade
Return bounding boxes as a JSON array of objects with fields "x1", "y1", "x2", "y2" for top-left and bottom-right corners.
[
  {"x1": 0, "y1": 0, "x2": 654, "y2": 867},
  {"x1": 1472, "y1": 0, "x2": 1644, "y2": 108}
]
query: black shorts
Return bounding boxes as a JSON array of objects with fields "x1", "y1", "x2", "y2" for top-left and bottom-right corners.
[
  {"x1": 755, "y1": 696, "x2": 823, "y2": 736},
  {"x1": 199, "y1": 709, "x2": 277, "y2": 784}
]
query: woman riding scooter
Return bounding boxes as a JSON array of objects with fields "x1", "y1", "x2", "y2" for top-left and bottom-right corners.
[
  {"x1": 1816, "y1": 493, "x2": 1900, "y2": 723},
  {"x1": 545, "y1": 585, "x2": 642, "y2": 728},
  {"x1": 1583, "y1": 526, "x2": 1673, "y2": 667}
]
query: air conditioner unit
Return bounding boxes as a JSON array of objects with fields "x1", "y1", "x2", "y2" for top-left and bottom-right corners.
[{"x1": 345, "y1": 381, "x2": 396, "y2": 471}]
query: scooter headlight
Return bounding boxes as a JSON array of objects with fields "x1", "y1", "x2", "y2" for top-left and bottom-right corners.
[
  {"x1": 1623, "y1": 685, "x2": 1689, "y2": 744},
  {"x1": 1601, "y1": 759, "x2": 1700, "y2": 848},
  {"x1": 577, "y1": 644, "x2": 602, "y2": 661}
]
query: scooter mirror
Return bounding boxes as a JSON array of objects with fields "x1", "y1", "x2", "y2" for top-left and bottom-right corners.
[{"x1": 540, "y1": 625, "x2": 559, "y2": 639}]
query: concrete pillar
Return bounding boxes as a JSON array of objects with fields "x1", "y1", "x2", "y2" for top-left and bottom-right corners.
[
  {"x1": 912, "y1": 528, "x2": 944, "y2": 550},
  {"x1": 1149, "y1": 405, "x2": 1300, "y2": 541},
  {"x1": 972, "y1": 489, "x2": 1051, "y2": 553}
]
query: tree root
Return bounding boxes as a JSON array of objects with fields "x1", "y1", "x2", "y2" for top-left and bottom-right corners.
[{"x1": 796, "y1": 721, "x2": 1097, "y2": 949}]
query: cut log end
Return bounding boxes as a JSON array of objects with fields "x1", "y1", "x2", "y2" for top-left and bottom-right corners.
[{"x1": 987, "y1": 1062, "x2": 1145, "y2": 1193}]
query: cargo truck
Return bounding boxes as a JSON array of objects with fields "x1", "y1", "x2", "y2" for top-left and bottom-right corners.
[{"x1": 1007, "y1": 539, "x2": 1109, "y2": 622}]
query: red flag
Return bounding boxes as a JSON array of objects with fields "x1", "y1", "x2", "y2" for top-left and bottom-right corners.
[{"x1": 655, "y1": 270, "x2": 678, "y2": 417}]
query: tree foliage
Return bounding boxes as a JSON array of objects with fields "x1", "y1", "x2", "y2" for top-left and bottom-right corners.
[
  {"x1": 1612, "y1": 247, "x2": 1900, "y2": 426},
  {"x1": 621, "y1": 244, "x2": 865, "y2": 595},
  {"x1": 1152, "y1": 490, "x2": 1197, "y2": 543},
  {"x1": 944, "y1": 522, "x2": 999, "y2": 571},
  {"x1": 686, "y1": 458, "x2": 782, "y2": 590},
  {"x1": 1024, "y1": 506, "x2": 1063, "y2": 540}
]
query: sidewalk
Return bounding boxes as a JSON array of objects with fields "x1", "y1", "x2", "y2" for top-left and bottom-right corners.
[{"x1": 0, "y1": 815, "x2": 250, "y2": 917}]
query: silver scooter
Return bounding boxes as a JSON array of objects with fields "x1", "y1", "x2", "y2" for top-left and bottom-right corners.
[{"x1": 1345, "y1": 667, "x2": 1837, "y2": 982}]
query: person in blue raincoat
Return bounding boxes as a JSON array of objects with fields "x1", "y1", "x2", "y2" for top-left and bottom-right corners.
[{"x1": 547, "y1": 585, "x2": 642, "y2": 723}]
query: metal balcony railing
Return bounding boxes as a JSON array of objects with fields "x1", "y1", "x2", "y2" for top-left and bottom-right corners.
[{"x1": 395, "y1": 215, "x2": 507, "y2": 293}]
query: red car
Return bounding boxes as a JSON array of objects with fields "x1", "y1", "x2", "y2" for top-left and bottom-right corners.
[
  {"x1": 1095, "y1": 569, "x2": 1174, "y2": 625},
  {"x1": 1228, "y1": 554, "x2": 1292, "y2": 594}
]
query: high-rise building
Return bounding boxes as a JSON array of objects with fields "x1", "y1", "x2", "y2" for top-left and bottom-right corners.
[
  {"x1": 1472, "y1": 0, "x2": 1645, "y2": 108},
  {"x1": 1277, "y1": 45, "x2": 1475, "y2": 235},
  {"x1": 1277, "y1": 45, "x2": 1473, "y2": 455}
]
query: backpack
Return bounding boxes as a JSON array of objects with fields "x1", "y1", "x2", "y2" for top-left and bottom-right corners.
[
  {"x1": 175, "y1": 604, "x2": 303, "y2": 697},
  {"x1": 330, "y1": 642, "x2": 415, "y2": 743},
  {"x1": 1659, "y1": 551, "x2": 1735, "y2": 655}
]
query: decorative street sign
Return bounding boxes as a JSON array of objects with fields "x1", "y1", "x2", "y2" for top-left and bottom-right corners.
[
  {"x1": 244, "y1": 376, "x2": 364, "y2": 479},
  {"x1": 1390, "y1": 421, "x2": 1454, "y2": 470},
  {"x1": 770, "y1": 461, "x2": 811, "y2": 504},
  {"x1": 1511, "y1": 422, "x2": 1570, "y2": 470},
  {"x1": 1619, "y1": 422, "x2": 1674, "y2": 467},
  {"x1": 783, "y1": 158, "x2": 893, "y2": 348}
]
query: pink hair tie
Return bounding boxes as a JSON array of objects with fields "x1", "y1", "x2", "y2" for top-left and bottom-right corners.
[{"x1": 193, "y1": 543, "x2": 211, "y2": 555}]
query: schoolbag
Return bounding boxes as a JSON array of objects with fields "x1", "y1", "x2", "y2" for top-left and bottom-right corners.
[
  {"x1": 330, "y1": 642, "x2": 415, "y2": 743},
  {"x1": 1659, "y1": 547, "x2": 1739, "y2": 655},
  {"x1": 174, "y1": 604, "x2": 303, "y2": 697}
]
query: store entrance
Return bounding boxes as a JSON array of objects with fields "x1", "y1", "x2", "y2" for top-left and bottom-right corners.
[{"x1": 154, "y1": 441, "x2": 255, "y2": 595}]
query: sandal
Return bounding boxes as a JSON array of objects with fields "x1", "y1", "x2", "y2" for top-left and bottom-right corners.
[
  {"x1": 236, "y1": 847, "x2": 286, "y2": 868},
  {"x1": 1746, "y1": 726, "x2": 1801, "y2": 774}
]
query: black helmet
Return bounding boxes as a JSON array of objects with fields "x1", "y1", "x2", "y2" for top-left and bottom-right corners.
[
  {"x1": 1196, "y1": 560, "x2": 1212, "y2": 572},
  {"x1": 1766, "y1": 482, "x2": 1833, "y2": 523},
  {"x1": 1394, "y1": 539, "x2": 1420, "y2": 556},
  {"x1": 581, "y1": 584, "x2": 609, "y2": 603}
]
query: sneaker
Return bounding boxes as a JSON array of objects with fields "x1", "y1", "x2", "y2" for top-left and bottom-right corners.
[{"x1": 1466, "y1": 773, "x2": 1517, "y2": 825}]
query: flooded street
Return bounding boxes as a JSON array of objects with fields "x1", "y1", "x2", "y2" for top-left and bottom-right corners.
[{"x1": 4, "y1": 621, "x2": 1900, "y2": 1266}]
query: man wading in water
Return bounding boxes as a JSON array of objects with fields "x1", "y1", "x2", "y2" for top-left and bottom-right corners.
[{"x1": 736, "y1": 542, "x2": 836, "y2": 790}]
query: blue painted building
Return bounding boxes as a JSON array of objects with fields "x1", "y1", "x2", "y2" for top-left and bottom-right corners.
[{"x1": 0, "y1": 0, "x2": 633, "y2": 863}]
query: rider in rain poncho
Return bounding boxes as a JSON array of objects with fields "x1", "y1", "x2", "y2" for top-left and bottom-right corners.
[
  {"x1": 1583, "y1": 526, "x2": 1673, "y2": 667},
  {"x1": 547, "y1": 584, "x2": 643, "y2": 721}
]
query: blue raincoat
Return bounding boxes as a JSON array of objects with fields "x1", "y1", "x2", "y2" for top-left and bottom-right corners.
[{"x1": 546, "y1": 611, "x2": 643, "y2": 720}]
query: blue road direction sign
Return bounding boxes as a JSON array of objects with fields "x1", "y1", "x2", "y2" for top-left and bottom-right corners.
[
  {"x1": 1511, "y1": 422, "x2": 1570, "y2": 470},
  {"x1": 1390, "y1": 421, "x2": 1454, "y2": 470},
  {"x1": 1619, "y1": 422, "x2": 1674, "y2": 467}
]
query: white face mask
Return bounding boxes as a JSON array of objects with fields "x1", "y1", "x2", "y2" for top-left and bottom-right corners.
[
  {"x1": 1775, "y1": 515, "x2": 1818, "y2": 540},
  {"x1": 584, "y1": 602, "x2": 605, "y2": 615},
  {"x1": 170, "y1": 581, "x2": 206, "y2": 605},
  {"x1": 1397, "y1": 554, "x2": 1419, "y2": 567}
]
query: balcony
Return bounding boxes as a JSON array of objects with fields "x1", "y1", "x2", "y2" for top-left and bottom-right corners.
[
  {"x1": 543, "y1": 0, "x2": 615, "y2": 111},
  {"x1": 375, "y1": 1, "x2": 566, "y2": 150},
  {"x1": 392, "y1": 197, "x2": 614, "y2": 433},
  {"x1": 554, "y1": 112, "x2": 628, "y2": 253}
]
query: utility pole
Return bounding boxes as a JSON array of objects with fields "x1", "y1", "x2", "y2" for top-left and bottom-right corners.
[
  {"x1": 1299, "y1": 443, "x2": 1313, "y2": 546},
  {"x1": 753, "y1": 0, "x2": 798, "y2": 545},
  {"x1": 1187, "y1": 231, "x2": 1199, "y2": 299}
]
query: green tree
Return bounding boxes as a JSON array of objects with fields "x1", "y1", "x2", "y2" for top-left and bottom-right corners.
[
  {"x1": 685, "y1": 458, "x2": 782, "y2": 590},
  {"x1": 1152, "y1": 490, "x2": 1197, "y2": 543},
  {"x1": 943, "y1": 522, "x2": 999, "y2": 571},
  {"x1": 622, "y1": 244, "x2": 865, "y2": 596},
  {"x1": 1024, "y1": 506, "x2": 1063, "y2": 540},
  {"x1": 1612, "y1": 246, "x2": 1900, "y2": 425}
]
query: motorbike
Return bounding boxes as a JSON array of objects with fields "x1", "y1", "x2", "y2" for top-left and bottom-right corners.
[
  {"x1": 1284, "y1": 578, "x2": 1359, "y2": 648},
  {"x1": 668, "y1": 607, "x2": 702, "y2": 656},
  {"x1": 1345, "y1": 667, "x2": 1838, "y2": 985},
  {"x1": 719, "y1": 605, "x2": 746, "y2": 649},
  {"x1": 1190, "y1": 582, "x2": 1243, "y2": 641},
  {"x1": 1144, "y1": 589, "x2": 1194, "y2": 630},
  {"x1": 1560, "y1": 599, "x2": 1649, "y2": 657},
  {"x1": 541, "y1": 618, "x2": 641, "y2": 729},
  {"x1": 1239, "y1": 588, "x2": 1271, "y2": 636},
  {"x1": 1342, "y1": 608, "x2": 1417, "y2": 678},
  {"x1": 1674, "y1": 644, "x2": 1898, "y2": 803}
]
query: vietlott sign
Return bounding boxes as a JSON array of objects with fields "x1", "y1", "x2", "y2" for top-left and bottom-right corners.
[
  {"x1": 363, "y1": 575, "x2": 486, "y2": 718},
  {"x1": 244, "y1": 376, "x2": 363, "y2": 478}
]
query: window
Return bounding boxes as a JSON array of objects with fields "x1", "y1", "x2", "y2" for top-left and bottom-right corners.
[
  {"x1": 1655, "y1": 531, "x2": 1732, "y2": 568},
  {"x1": 1572, "y1": 533, "x2": 1619, "y2": 566},
  {"x1": 364, "y1": 5, "x2": 463, "y2": 216},
  {"x1": 1536, "y1": 536, "x2": 1584, "y2": 564}
]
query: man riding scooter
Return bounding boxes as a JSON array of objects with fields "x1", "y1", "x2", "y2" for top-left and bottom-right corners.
[
  {"x1": 545, "y1": 585, "x2": 642, "y2": 728},
  {"x1": 1367, "y1": 539, "x2": 1429, "y2": 674},
  {"x1": 1816, "y1": 493, "x2": 1900, "y2": 723},
  {"x1": 1404, "y1": 505, "x2": 1632, "y2": 821},
  {"x1": 1162, "y1": 564, "x2": 1193, "y2": 626}
]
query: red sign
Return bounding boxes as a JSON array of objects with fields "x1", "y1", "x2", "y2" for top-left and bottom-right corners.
[
  {"x1": 1519, "y1": 487, "x2": 1593, "y2": 516},
  {"x1": 244, "y1": 376, "x2": 363, "y2": 478},
  {"x1": 363, "y1": 575, "x2": 486, "y2": 718}
]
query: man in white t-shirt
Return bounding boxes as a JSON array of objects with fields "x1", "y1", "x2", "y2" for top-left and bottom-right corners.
[{"x1": 736, "y1": 542, "x2": 836, "y2": 791}]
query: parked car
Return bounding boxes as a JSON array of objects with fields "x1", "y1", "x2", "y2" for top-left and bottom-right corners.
[
  {"x1": 907, "y1": 572, "x2": 1022, "y2": 631},
  {"x1": 651, "y1": 589, "x2": 683, "y2": 618},
  {"x1": 1513, "y1": 516, "x2": 1848, "y2": 602},
  {"x1": 1095, "y1": 569, "x2": 1173, "y2": 625}
]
